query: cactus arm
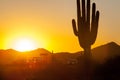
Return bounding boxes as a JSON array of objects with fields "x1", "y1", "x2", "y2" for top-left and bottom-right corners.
[
  {"x1": 77, "y1": 0, "x2": 82, "y2": 33},
  {"x1": 90, "y1": 3, "x2": 100, "y2": 44},
  {"x1": 77, "y1": 0, "x2": 81, "y2": 31},
  {"x1": 96, "y1": 11, "x2": 100, "y2": 24},
  {"x1": 72, "y1": 19, "x2": 78, "y2": 36},
  {"x1": 82, "y1": 0, "x2": 86, "y2": 21},
  {"x1": 91, "y1": 3, "x2": 96, "y2": 22},
  {"x1": 90, "y1": 3, "x2": 96, "y2": 44},
  {"x1": 87, "y1": 0, "x2": 90, "y2": 23},
  {"x1": 77, "y1": 0, "x2": 81, "y2": 18},
  {"x1": 92, "y1": 11, "x2": 100, "y2": 43},
  {"x1": 86, "y1": 0, "x2": 91, "y2": 34}
]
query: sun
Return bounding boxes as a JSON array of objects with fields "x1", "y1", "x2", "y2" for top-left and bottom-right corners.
[{"x1": 13, "y1": 38, "x2": 38, "y2": 52}]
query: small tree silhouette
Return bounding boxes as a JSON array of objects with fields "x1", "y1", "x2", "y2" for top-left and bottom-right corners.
[{"x1": 72, "y1": 0, "x2": 100, "y2": 57}]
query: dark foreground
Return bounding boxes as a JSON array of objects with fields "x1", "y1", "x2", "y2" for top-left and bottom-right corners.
[{"x1": 0, "y1": 55, "x2": 120, "y2": 80}]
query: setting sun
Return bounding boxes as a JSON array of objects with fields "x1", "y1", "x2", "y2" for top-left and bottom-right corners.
[{"x1": 13, "y1": 38, "x2": 38, "y2": 52}]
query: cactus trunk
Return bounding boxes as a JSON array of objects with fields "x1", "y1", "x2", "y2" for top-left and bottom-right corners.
[
  {"x1": 84, "y1": 46, "x2": 91, "y2": 57},
  {"x1": 72, "y1": 0, "x2": 100, "y2": 79}
]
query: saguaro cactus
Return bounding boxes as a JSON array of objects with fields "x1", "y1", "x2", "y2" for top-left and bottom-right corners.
[{"x1": 72, "y1": 0, "x2": 100, "y2": 56}]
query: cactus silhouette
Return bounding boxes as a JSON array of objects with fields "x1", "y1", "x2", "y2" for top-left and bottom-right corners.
[{"x1": 72, "y1": 0, "x2": 100, "y2": 56}]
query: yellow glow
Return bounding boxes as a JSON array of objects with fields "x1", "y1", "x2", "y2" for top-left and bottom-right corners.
[
  {"x1": 13, "y1": 38, "x2": 38, "y2": 52},
  {"x1": 1, "y1": 0, "x2": 118, "y2": 53}
]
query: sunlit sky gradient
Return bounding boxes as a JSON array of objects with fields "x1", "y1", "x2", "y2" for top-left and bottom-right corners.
[{"x1": 0, "y1": 0, "x2": 120, "y2": 52}]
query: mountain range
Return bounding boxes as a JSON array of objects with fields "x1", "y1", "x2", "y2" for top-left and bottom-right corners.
[{"x1": 0, "y1": 42, "x2": 120, "y2": 65}]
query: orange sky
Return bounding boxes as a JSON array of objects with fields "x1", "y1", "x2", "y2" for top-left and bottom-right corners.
[{"x1": 0, "y1": 0, "x2": 120, "y2": 52}]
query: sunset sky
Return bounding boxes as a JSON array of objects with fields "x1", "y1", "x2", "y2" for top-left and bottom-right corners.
[{"x1": 0, "y1": 0, "x2": 120, "y2": 52}]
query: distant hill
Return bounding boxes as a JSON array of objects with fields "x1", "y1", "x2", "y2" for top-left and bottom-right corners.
[
  {"x1": 0, "y1": 48, "x2": 52, "y2": 65},
  {"x1": 53, "y1": 42, "x2": 120, "y2": 64},
  {"x1": 0, "y1": 49, "x2": 19, "y2": 65},
  {"x1": 0, "y1": 42, "x2": 120, "y2": 65},
  {"x1": 92, "y1": 42, "x2": 120, "y2": 63},
  {"x1": 30, "y1": 48, "x2": 51, "y2": 55}
]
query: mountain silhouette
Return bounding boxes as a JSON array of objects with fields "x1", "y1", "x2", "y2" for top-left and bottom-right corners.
[
  {"x1": 30, "y1": 48, "x2": 51, "y2": 54},
  {"x1": 53, "y1": 42, "x2": 120, "y2": 64},
  {"x1": 92, "y1": 42, "x2": 120, "y2": 63},
  {"x1": 0, "y1": 42, "x2": 120, "y2": 65},
  {"x1": 0, "y1": 42, "x2": 120, "y2": 80},
  {"x1": 0, "y1": 48, "x2": 51, "y2": 65}
]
